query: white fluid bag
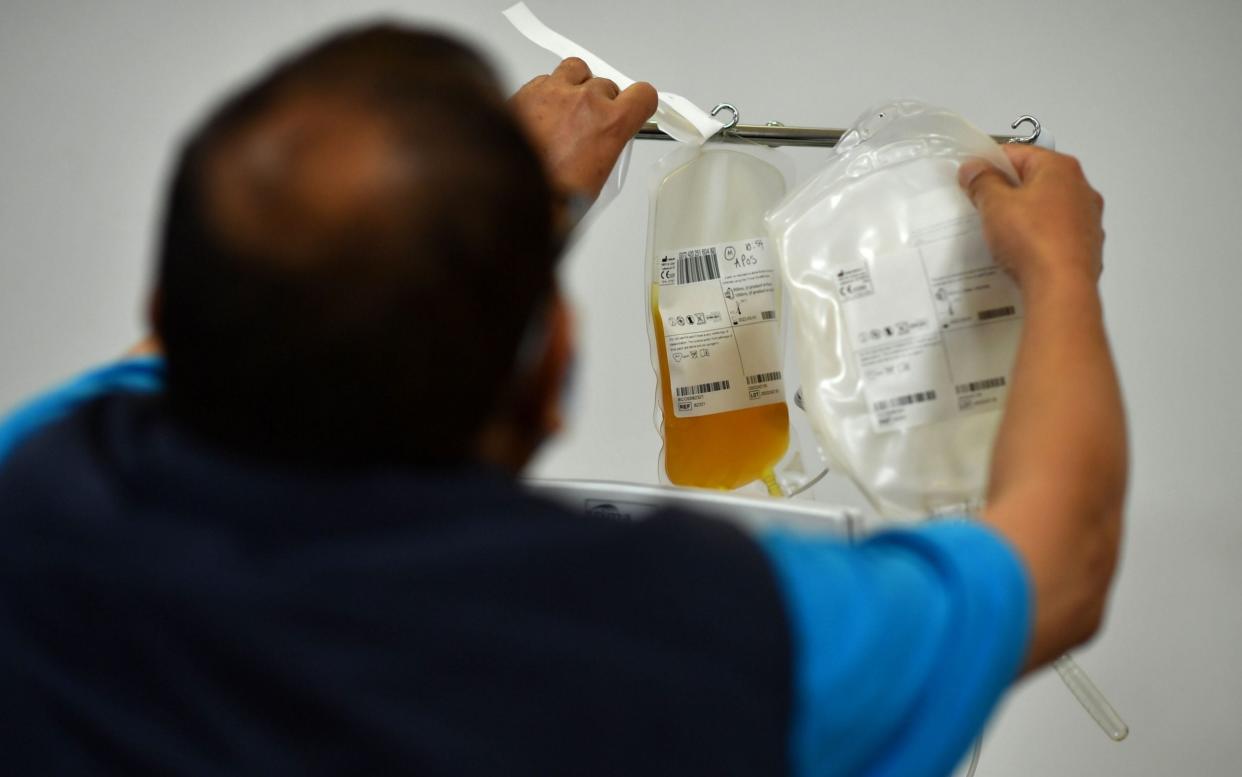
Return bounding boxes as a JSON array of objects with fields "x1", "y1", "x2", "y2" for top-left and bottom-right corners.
[{"x1": 768, "y1": 101, "x2": 1022, "y2": 519}]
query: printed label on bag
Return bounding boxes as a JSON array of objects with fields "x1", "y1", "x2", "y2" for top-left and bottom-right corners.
[
  {"x1": 657, "y1": 237, "x2": 784, "y2": 418},
  {"x1": 838, "y1": 195, "x2": 1023, "y2": 433}
]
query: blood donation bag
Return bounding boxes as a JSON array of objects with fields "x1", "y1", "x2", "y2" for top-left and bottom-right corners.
[
  {"x1": 768, "y1": 101, "x2": 1022, "y2": 519},
  {"x1": 645, "y1": 145, "x2": 794, "y2": 492}
]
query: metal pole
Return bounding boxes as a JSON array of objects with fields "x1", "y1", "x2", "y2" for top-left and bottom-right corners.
[{"x1": 636, "y1": 121, "x2": 1030, "y2": 148}]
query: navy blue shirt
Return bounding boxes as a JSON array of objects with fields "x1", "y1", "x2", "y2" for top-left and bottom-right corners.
[{"x1": 0, "y1": 359, "x2": 1030, "y2": 776}]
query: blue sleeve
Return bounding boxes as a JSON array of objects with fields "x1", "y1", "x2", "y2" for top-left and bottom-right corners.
[
  {"x1": 759, "y1": 520, "x2": 1031, "y2": 777},
  {"x1": 0, "y1": 356, "x2": 166, "y2": 466}
]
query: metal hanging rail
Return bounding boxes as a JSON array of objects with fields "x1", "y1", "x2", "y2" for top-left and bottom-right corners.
[
  {"x1": 636, "y1": 108, "x2": 1043, "y2": 148},
  {"x1": 637, "y1": 122, "x2": 848, "y2": 147}
]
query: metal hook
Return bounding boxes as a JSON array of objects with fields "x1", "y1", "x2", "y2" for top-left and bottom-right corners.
[
  {"x1": 711, "y1": 103, "x2": 740, "y2": 130},
  {"x1": 1008, "y1": 115, "x2": 1041, "y2": 144}
]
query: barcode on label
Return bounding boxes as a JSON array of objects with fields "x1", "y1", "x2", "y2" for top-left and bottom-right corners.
[
  {"x1": 676, "y1": 248, "x2": 721, "y2": 285},
  {"x1": 675, "y1": 379, "x2": 731, "y2": 398},
  {"x1": 760, "y1": 310, "x2": 777, "y2": 320},
  {"x1": 978, "y1": 306, "x2": 1016, "y2": 321},
  {"x1": 874, "y1": 389, "x2": 938, "y2": 412},
  {"x1": 746, "y1": 371, "x2": 782, "y2": 386},
  {"x1": 955, "y1": 376, "x2": 1007, "y2": 394}
]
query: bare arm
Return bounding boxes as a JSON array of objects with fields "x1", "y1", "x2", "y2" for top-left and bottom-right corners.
[
  {"x1": 960, "y1": 146, "x2": 1127, "y2": 670},
  {"x1": 508, "y1": 57, "x2": 657, "y2": 202}
]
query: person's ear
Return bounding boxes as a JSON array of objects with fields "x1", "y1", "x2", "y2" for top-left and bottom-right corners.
[
  {"x1": 472, "y1": 290, "x2": 574, "y2": 474},
  {"x1": 533, "y1": 292, "x2": 574, "y2": 439}
]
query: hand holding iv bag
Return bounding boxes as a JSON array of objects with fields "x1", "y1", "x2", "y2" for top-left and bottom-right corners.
[{"x1": 770, "y1": 100, "x2": 1130, "y2": 746}]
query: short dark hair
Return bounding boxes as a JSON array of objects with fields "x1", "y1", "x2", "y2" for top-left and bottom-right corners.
[{"x1": 156, "y1": 25, "x2": 559, "y2": 467}]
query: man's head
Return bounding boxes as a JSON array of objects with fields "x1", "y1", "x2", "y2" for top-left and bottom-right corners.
[{"x1": 155, "y1": 25, "x2": 569, "y2": 470}]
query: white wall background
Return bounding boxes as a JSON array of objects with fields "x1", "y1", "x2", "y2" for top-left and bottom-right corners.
[{"x1": 3, "y1": 1, "x2": 1240, "y2": 774}]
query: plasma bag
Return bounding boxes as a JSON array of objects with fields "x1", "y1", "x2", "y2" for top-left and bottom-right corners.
[{"x1": 646, "y1": 144, "x2": 796, "y2": 493}]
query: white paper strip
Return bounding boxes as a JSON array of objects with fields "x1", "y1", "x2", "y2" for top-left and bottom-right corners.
[{"x1": 502, "y1": 2, "x2": 724, "y2": 146}]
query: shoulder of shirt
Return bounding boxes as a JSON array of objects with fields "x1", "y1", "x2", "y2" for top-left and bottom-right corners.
[{"x1": 0, "y1": 356, "x2": 166, "y2": 466}]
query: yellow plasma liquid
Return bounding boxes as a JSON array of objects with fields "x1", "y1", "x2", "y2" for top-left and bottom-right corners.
[{"x1": 652, "y1": 286, "x2": 789, "y2": 492}]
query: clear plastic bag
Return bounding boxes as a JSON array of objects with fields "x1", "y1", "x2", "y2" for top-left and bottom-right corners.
[
  {"x1": 767, "y1": 100, "x2": 1021, "y2": 519},
  {"x1": 645, "y1": 144, "x2": 797, "y2": 494}
]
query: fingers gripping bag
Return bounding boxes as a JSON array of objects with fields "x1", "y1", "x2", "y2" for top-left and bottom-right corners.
[
  {"x1": 645, "y1": 144, "x2": 798, "y2": 495},
  {"x1": 767, "y1": 101, "x2": 1022, "y2": 519}
]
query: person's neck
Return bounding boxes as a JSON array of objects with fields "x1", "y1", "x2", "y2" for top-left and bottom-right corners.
[{"x1": 473, "y1": 419, "x2": 538, "y2": 477}]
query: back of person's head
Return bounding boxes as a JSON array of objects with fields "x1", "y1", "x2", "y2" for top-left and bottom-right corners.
[{"x1": 155, "y1": 25, "x2": 559, "y2": 468}]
